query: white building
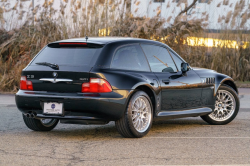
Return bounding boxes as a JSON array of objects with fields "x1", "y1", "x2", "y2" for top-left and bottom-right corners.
[
  {"x1": 0, "y1": 0, "x2": 62, "y2": 30},
  {"x1": 131, "y1": 0, "x2": 250, "y2": 30},
  {"x1": 1, "y1": 0, "x2": 250, "y2": 31}
]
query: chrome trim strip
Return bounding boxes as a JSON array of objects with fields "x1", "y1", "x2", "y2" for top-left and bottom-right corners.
[
  {"x1": 39, "y1": 78, "x2": 73, "y2": 83},
  {"x1": 157, "y1": 107, "x2": 212, "y2": 117}
]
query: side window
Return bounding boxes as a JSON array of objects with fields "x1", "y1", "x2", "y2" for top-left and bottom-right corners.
[
  {"x1": 111, "y1": 45, "x2": 150, "y2": 72},
  {"x1": 141, "y1": 44, "x2": 177, "y2": 72},
  {"x1": 169, "y1": 50, "x2": 183, "y2": 72}
]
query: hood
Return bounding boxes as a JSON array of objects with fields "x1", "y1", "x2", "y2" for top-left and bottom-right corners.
[{"x1": 192, "y1": 67, "x2": 217, "y2": 73}]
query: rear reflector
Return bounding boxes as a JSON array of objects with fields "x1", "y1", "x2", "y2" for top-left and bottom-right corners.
[
  {"x1": 20, "y1": 76, "x2": 33, "y2": 91},
  {"x1": 82, "y1": 78, "x2": 112, "y2": 93},
  {"x1": 59, "y1": 43, "x2": 87, "y2": 45}
]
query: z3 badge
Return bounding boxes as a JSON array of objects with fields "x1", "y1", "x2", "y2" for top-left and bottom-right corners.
[{"x1": 27, "y1": 75, "x2": 34, "y2": 78}]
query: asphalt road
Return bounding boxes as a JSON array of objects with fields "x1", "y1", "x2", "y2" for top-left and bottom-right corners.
[{"x1": 0, "y1": 89, "x2": 250, "y2": 166}]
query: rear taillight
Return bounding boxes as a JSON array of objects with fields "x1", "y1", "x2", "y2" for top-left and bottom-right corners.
[
  {"x1": 20, "y1": 76, "x2": 33, "y2": 91},
  {"x1": 81, "y1": 78, "x2": 112, "y2": 93}
]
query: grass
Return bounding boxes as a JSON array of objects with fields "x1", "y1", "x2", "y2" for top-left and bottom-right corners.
[
  {"x1": 0, "y1": 0, "x2": 250, "y2": 92},
  {"x1": 235, "y1": 81, "x2": 250, "y2": 88}
]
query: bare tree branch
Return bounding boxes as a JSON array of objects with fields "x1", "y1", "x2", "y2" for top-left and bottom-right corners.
[{"x1": 174, "y1": 0, "x2": 198, "y2": 23}]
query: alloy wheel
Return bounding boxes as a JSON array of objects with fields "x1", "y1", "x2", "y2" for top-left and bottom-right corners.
[
  {"x1": 209, "y1": 90, "x2": 236, "y2": 121},
  {"x1": 131, "y1": 96, "x2": 152, "y2": 133}
]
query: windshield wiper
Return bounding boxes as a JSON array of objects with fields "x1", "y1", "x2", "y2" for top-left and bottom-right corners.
[{"x1": 35, "y1": 62, "x2": 59, "y2": 70}]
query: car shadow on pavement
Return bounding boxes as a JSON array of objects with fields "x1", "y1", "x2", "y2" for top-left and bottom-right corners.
[
  {"x1": 25, "y1": 118, "x2": 209, "y2": 139},
  {"x1": 150, "y1": 118, "x2": 209, "y2": 134},
  {"x1": 46, "y1": 122, "x2": 120, "y2": 139}
]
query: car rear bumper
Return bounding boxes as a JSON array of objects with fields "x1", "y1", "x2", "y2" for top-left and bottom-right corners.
[{"x1": 16, "y1": 90, "x2": 132, "y2": 121}]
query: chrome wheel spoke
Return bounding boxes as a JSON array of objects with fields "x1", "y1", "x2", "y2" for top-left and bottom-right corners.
[
  {"x1": 132, "y1": 113, "x2": 138, "y2": 120},
  {"x1": 218, "y1": 92, "x2": 222, "y2": 100},
  {"x1": 222, "y1": 93, "x2": 227, "y2": 100},
  {"x1": 133, "y1": 117, "x2": 139, "y2": 125},
  {"x1": 225, "y1": 103, "x2": 233, "y2": 107},
  {"x1": 224, "y1": 97, "x2": 230, "y2": 103},
  {"x1": 134, "y1": 102, "x2": 140, "y2": 110},
  {"x1": 138, "y1": 121, "x2": 141, "y2": 130},
  {"x1": 141, "y1": 113, "x2": 146, "y2": 119},
  {"x1": 136, "y1": 119, "x2": 141, "y2": 129},
  {"x1": 138, "y1": 99, "x2": 142, "y2": 108},
  {"x1": 132, "y1": 109, "x2": 138, "y2": 113}
]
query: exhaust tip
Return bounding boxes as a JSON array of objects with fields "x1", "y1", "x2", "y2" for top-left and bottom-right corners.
[{"x1": 26, "y1": 113, "x2": 30, "y2": 118}]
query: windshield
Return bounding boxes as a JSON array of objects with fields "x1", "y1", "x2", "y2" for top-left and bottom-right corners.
[{"x1": 31, "y1": 46, "x2": 102, "y2": 66}]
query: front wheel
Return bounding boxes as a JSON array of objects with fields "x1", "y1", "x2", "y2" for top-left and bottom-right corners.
[
  {"x1": 23, "y1": 114, "x2": 59, "y2": 131},
  {"x1": 115, "y1": 91, "x2": 153, "y2": 138},
  {"x1": 201, "y1": 85, "x2": 239, "y2": 125}
]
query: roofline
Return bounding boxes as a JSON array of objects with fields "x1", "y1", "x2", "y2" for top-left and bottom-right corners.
[{"x1": 49, "y1": 37, "x2": 163, "y2": 45}]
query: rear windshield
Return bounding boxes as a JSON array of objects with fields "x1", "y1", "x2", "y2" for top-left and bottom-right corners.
[{"x1": 31, "y1": 46, "x2": 102, "y2": 66}]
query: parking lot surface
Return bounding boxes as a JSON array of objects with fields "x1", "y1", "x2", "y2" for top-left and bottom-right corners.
[{"x1": 0, "y1": 89, "x2": 250, "y2": 166}]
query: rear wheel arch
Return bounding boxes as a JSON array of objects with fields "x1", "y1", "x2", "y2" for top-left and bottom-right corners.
[
  {"x1": 134, "y1": 85, "x2": 156, "y2": 115},
  {"x1": 123, "y1": 85, "x2": 156, "y2": 116}
]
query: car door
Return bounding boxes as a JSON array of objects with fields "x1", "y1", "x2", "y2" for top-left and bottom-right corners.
[{"x1": 141, "y1": 44, "x2": 202, "y2": 112}]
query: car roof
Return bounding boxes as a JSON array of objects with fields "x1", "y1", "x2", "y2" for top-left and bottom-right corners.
[
  {"x1": 51, "y1": 37, "x2": 186, "y2": 62},
  {"x1": 53, "y1": 37, "x2": 163, "y2": 45}
]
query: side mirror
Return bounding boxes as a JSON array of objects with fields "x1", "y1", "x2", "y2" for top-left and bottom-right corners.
[
  {"x1": 162, "y1": 67, "x2": 174, "y2": 73},
  {"x1": 181, "y1": 63, "x2": 189, "y2": 73}
]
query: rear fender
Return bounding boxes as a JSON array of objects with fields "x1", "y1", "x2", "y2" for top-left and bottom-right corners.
[{"x1": 124, "y1": 83, "x2": 159, "y2": 116}]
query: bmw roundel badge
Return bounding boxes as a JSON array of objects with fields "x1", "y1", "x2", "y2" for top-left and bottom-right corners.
[
  {"x1": 52, "y1": 72, "x2": 58, "y2": 78},
  {"x1": 51, "y1": 104, "x2": 55, "y2": 109}
]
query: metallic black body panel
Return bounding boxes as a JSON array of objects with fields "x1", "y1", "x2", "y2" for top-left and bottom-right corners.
[
  {"x1": 193, "y1": 67, "x2": 238, "y2": 95},
  {"x1": 154, "y1": 70, "x2": 203, "y2": 112}
]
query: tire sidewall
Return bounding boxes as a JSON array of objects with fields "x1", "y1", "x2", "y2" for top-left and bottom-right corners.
[
  {"x1": 22, "y1": 114, "x2": 59, "y2": 131},
  {"x1": 126, "y1": 91, "x2": 153, "y2": 138}
]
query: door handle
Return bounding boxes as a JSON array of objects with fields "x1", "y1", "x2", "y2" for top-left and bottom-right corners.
[{"x1": 162, "y1": 79, "x2": 170, "y2": 84}]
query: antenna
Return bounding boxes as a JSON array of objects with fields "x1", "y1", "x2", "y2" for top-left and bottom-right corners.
[{"x1": 85, "y1": 36, "x2": 88, "y2": 43}]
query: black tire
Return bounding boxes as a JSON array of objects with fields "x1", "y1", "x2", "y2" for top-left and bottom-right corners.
[
  {"x1": 201, "y1": 85, "x2": 239, "y2": 125},
  {"x1": 22, "y1": 114, "x2": 59, "y2": 131},
  {"x1": 115, "y1": 91, "x2": 153, "y2": 138}
]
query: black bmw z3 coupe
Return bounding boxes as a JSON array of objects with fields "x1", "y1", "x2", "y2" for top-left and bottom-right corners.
[{"x1": 15, "y1": 37, "x2": 240, "y2": 138}]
